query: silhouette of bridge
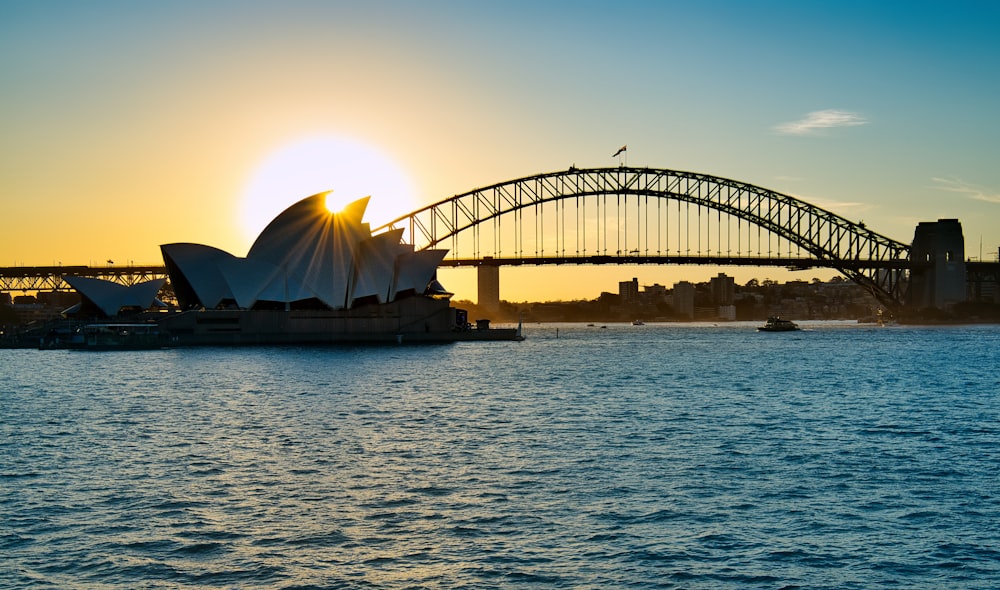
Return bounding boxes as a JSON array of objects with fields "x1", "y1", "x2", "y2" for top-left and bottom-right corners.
[
  {"x1": 0, "y1": 265, "x2": 168, "y2": 294},
  {"x1": 2, "y1": 167, "x2": 921, "y2": 309},
  {"x1": 375, "y1": 167, "x2": 912, "y2": 308}
]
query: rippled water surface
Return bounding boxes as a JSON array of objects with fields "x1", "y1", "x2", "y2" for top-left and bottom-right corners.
[{"x1": 3, "y1": 322, "x2": 999, "y2": 588}]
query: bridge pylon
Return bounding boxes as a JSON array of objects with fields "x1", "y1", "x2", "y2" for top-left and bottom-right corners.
[
  {"x1": 477, "y1": 258, "x2": 501, "y2": 310},
  {"x1": 907, "y1": 219, "x2": 967, "y2": 309}
]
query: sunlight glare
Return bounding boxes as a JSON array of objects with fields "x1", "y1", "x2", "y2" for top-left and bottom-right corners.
[
  {"x1": 240, "y1": 136, "x2": 418, "y2": 245},
  {"x1": 324, "y1": 191, "x2": 344, "y2": 214}
]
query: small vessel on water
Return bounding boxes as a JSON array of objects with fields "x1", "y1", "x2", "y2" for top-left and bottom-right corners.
[
  {"x1": 631, "y1": 320, "x2": 645, "y2": 326},
  {"x1": 757, "y1": 317, "x2": 800, "y2": 332}
]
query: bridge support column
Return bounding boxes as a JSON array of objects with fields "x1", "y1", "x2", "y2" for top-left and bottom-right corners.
[
  {"x1": 477, "y1": 258, "x2": 500, "y2": 311},
  {"x1": 907, "y1": 219, "x2": 967, "y2": 309}
]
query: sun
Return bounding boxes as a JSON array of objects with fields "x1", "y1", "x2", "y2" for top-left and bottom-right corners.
[{"x1": 240, "y1": 136, "x2": 419, "y2": 245}]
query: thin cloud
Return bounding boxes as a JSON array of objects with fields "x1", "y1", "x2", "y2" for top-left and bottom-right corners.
[
  {"x1": 775, "y1": 109, "x2": 868, "y2": 135},
  {"x1": 931, "y1": 177, "x2": 1000, "y2": 204},
  {"x1": 807, "y1": 197, "x2": 870, "y2": 213},
  {"x1": 787, "y1": 191, "x2": 870, "y2": 214},
  {"x1": 772, "y1": 179, "x2": 870, "y2": 213}
]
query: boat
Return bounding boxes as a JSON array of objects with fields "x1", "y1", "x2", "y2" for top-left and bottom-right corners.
[
  {"x1": 631, "y1": 320, "x2": 645, "y2": 326},
  {"x1": 757, "y1": 317, "x2": 800, "y2": 332}
]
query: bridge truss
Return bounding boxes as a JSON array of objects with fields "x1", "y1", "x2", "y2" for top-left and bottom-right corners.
[
  {"x1": 0, "y1": 265, "x2": 168, "y2": 293},
  {"x1": 377, "y1": 167, "x2": 913, "y2": 308}
]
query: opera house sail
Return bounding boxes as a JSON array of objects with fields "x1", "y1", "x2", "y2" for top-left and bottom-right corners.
[
  {"x1": 159, "y1": 193, "x2": 447, "y2": 312},
  {"x1": 136, "y1": 191, "x2": 519, "y2": 344}
]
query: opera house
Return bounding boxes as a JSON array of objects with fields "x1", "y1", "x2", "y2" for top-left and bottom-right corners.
[{"x1": 65, "y1": 192, "x2": 521, "y2": 344}]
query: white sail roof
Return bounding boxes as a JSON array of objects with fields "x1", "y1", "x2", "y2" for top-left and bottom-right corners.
[
  {"x1": 64, "y1": 275, "x2": 166, "y2": 317},
  {"x1": 155, "y1": 192, "x2": 449, "y2": 311},
  {"x1": 352, "y1": 228, "x2": 405, "y2": 305},
  {"x1": 160, "y1": 243, "x2": 236, "y2": 309},
  {"x1": 391, "y1": 249, "x2": 448, "y2": 300}
]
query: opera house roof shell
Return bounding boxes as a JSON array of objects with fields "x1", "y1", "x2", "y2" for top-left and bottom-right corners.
[
  {"x1": 63, "y1": 275, "x2": 166, "y2": 317},
  {"x1": 161, "y1": 192, "x2": 448, "y2": 311}
]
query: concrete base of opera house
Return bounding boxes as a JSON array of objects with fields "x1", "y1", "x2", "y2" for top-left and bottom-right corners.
[{"x1": 156, "y1": 297, "x2": 523, "y2": 346}]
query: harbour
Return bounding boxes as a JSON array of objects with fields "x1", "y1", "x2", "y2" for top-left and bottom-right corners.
[{"x1": 3, "y1": 322, "x2": 998, "y2": 588}]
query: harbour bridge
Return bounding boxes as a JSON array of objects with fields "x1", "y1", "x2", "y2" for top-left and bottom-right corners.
[
  {"x1": 4, "y1": 166, "x2": 931, "y2": 309},
  {"x1": 0, "y1": 265, "x2": 168, "y2": 294},
  {"x1": 374, "y1": 166, "x2": 913, "y2": 308}
]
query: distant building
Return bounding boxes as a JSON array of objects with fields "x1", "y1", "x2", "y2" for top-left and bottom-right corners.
[
  {"x1": 10, "y1": 300, "x2": 58, "y2": 324},
  {"x1": 643, "y1": 283, "x2": 667, "y2": 300},
  {"x1": 35, "y1": 290, "x2": 79, "y2": 309},
  {"x1": 619, "y1": 277, "x2": 639, "y2": 302},
  {"x1": 672, "y1": 281, "x2": 695, "y2": 318},
  {"x1": 967, "y1": 260, "x2": 999, "y2": 304},
  {"x1": 709, "y1": 272, "x2": 735, "y2": 306},
  {"x1": 597, "y1": 291, "x2": 618, "y2": 306}
]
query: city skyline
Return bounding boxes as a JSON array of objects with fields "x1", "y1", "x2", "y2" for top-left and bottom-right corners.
[{"x1": 3, "y1": 1, "x2": 998, "y2": 301}]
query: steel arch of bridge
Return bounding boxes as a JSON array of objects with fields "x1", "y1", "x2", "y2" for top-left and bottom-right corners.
[{"x1": 376, "y1": 166, "x2": 912, "y2": 308}]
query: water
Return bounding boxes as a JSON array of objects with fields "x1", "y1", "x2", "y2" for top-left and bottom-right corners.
[{"x1": 2, "y1": 322, "x2": 999, "y2": 588}]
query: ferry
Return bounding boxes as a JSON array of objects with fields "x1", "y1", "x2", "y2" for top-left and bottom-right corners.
[{"x1": 757, "y1": 317, "x2": 800, "y2": 332}]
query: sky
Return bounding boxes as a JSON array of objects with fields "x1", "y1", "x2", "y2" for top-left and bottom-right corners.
[{"x1": 2, "y1": 0, "x2": 998, "y2": 302}]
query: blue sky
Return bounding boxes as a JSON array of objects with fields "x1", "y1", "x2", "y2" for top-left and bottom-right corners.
[{"x1": 2, "y1": 0, "x2": 998, "y2": 299}]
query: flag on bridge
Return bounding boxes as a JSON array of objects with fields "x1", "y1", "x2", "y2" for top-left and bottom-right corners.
[{"x1": 612, "y1": 145, "x2": 627, "y2": 157}]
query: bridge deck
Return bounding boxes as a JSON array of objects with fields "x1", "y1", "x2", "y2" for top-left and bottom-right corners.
[
  {"x1": 1, "y1": 255, "x2": 916, "y2": 292},
  {"x1": 440, "y1": 256, "x2": 916, "y2": 270}
]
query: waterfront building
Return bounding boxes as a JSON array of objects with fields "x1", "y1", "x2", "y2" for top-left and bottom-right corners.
[
  {"x1": 643, "y1": 283, "x2": 668, "y2": 301},
  {"x1": 709, "y1": 272, "x2": 736, "y2": 320},
  {"x1": 619, "y1": 277, "x2": 639, "y2": 302},
  {"x1": 672, "y1": 281, "x2": 695, "y2": 319},
  {"x1": 710, "y1": 272, "x2": 735, "y2": 306},
  {"x1": 51, "y1": 191, "x2": 521, "y2": 344},
  {"x1": 161, "y1": 194, "x2": 448, "y2": 312}
]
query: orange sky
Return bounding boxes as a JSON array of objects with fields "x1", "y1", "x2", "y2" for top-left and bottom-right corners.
[{"x1": 3, "y1": 2, "x2": 998, "y2": 302}]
